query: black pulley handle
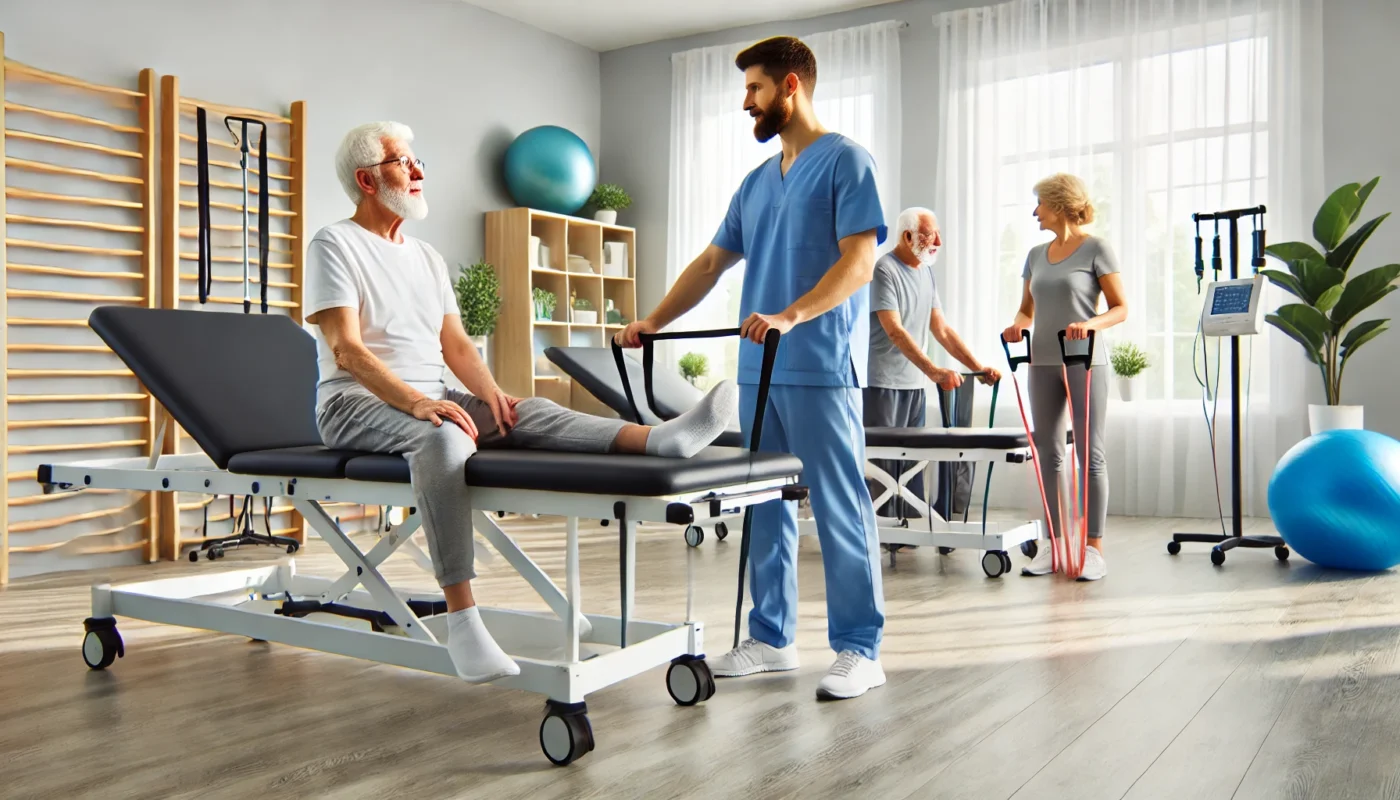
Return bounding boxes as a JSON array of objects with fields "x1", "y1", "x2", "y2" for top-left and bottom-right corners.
[
  {"x1": 1000, "y1": 329, "x2": 1032, "y2": 373},
  {"x1": 222, "y1": 115, "x2": 270, "y2": 314}
]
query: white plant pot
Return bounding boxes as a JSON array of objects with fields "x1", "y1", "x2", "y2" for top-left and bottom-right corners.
[
  {"x1": 594, "y1": 209, "x2": 618, "y2": 225},
  {"x1": 573, "y1": 309, "x2": 597, "y2": 325},
  {"x1": 1116, "y1": 375, "x2": 1137, "y2": 401},
  {"x1": 470, "y1": 335, "x2": 490, "y2": 370},
  {"x1": 1309, "y1": 403, "x2": 1364, "y2": 435}
]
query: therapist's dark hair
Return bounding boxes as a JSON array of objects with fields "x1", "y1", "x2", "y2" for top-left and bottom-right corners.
[{"x1": 735, "y1": 36, "x2": 817, "y2": 97}]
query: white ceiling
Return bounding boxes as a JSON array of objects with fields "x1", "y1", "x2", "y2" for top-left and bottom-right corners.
[{"x1": 463, "y1": 0, "x2": 904, "y2": 52}]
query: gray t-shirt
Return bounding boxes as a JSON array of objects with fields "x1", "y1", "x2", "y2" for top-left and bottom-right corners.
[
  {"x1": 867, "y1": 251, "x2": 943, "y2": 389},
  {"x1": 1022, "y1": 236, "x2": 1120, "y2": 365}
]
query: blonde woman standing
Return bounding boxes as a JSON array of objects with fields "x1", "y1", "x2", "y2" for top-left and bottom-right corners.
[{"x1": 1002, "y1": 173, "x2": 1127, "y2": 581}]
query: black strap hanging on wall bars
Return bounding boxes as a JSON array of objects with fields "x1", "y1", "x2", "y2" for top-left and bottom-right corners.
[{"x1": 196, "y1": 107, "x2": 213, "y2": 304}]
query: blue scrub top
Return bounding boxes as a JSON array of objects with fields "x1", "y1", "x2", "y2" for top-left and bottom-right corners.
[{"x1": 712, "y1": 133, "x2": 887, "y2": 387}]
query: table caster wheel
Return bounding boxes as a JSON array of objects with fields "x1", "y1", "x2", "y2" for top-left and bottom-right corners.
[
  {"x1": 714, "y1": 522, "x2": 728, "y2": 541},
  {"x1": 684, "y1": 526, "x2": 704, "y2": 548},
  {"x1": 82, "y1": 617, "x2": 124, "y2": 670},
  {"x1": 666, "y1": 655, "x2": 715, "y2": 706},
  {"x1": 982, "y1": 550, "x2": 1008, "y2": 578},
  {"x1": 540, "y1": 703, "x2": 594, "y2": 766},
  {"x1": 1021, "y1": 540, "x2": 1038, "y2": 559},
  {"x1": 1275, "y1": 545, "x2": 1290, "y2": 561},
  {"x1": 1167, "y1": 540, "x2": 1181, "y2": 556},
  {"x1": 1211, "y1": 547, "x2": 1225, "y2": 566},
  {"x1": 938, "y1": 546, "x2": 955, "y2": 555},
  {"x1": 189, "y1": 550, "x2": 199, "y2": 562},
  {"x1": 286, "y1": 543, "x2": 299, "y2": 554},
  {"x1": 600, "y1": 519, "x2": 609, "y2": 526},
  {"x1": 208, "y1": 547, "x2": 224, "y2": 560}
]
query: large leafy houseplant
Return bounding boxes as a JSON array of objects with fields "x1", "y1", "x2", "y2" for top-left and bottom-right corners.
[
  {"x1": 454, "y1": 261, "x2": 501, "y2": 338},
  {"x1": 1261, "y1": 177, "x2": 1400, "y2": 405}
]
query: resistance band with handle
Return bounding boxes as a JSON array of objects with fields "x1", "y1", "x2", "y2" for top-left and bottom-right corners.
[
  {"x1": 194, "y1": 109, "x2": 269, "y2": 313},
  {"x1": 223, "y1": 115, "x2": 270, "y2": 314},
  {"x1": 611, "y1": 327, "x2": 783, "y2": 650},
  {"x1": 1002, "y1": 330, "x2": 1067, "y2": 574},
  {"x1": 1056, "y1": 329, "x2": 1097, "y2": 579}
]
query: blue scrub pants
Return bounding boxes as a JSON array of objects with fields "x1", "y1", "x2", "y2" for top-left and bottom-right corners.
[{"x1": 739, "y1": 383, "x2": 886, "y2": 660}]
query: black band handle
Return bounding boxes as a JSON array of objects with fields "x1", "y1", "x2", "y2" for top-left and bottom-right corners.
[
  {"x1": 1057, "y1": 329, "x2": 1097, "y2": 368},
  {"x1": 610, "y1": 327, "x2": 779, "y2": 453},
  {"x1": 1000, "y1": 330, "x2": 1032, "y2": 372}
]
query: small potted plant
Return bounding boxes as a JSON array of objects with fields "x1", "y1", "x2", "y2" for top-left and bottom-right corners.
[
  {"x1": 679, "y1": 351, "x2": 709, "y2": 387},
  {"x1": 572, "y1": 296, "x2": 597, "y2": 325},
  {"x1": 588, "y1": 183, "x2": 631, "y2": 225},
  {"x1": 1110, "y1": 342, "x2": 1149, "y2": 401},
  {"x1": 532, "y1": 287, "x2": 557, "y2": 322},
  {"x1": 455, "y1": 261, "x2": 501, "y2": 365}
]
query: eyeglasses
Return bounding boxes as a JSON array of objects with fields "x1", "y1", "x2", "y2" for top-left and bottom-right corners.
[{"x1": 363, "y1": 155, "x2": 426, "y2": 174}]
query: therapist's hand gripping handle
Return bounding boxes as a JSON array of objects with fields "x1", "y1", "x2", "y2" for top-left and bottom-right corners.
[{"x1": 610, "y1": 327, "x2": 780, "y2": 453}]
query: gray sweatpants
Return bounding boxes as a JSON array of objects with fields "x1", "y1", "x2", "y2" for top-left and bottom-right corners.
[
  {"x1": 1027, "y1": 365, "x2": 1108, "y2": 539},
  {"x1": 317, "y1": 383, "x2": 628, "y2": 586}
]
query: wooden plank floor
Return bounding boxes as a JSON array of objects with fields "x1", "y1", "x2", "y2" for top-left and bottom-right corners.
[{"x1": 3, "y1": 512, "x2": 1399, "y2": 799}]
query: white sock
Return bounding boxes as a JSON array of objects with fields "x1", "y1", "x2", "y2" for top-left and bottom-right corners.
[
  {"x1": 645, "y1": 379, "x2": 738, "y2": 458},
  {"x1": 445, "y1": 606, "x2": 520, "y2": 683}
]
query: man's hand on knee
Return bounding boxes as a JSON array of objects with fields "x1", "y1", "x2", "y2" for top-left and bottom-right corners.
[{"x1": 412, "y1": 397, "x2": 478, "y2": 440}]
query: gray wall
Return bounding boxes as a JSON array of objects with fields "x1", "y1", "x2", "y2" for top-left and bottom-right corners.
[
  {"x1": 600, "y1": 0, "x2": 1400, "y2": 439},
  {"x1": 0, "y1": 0, "x2": 600, "y2": 578},
  {"x1": 0, "y1": 0, "x2": 601, "y2": 270}
]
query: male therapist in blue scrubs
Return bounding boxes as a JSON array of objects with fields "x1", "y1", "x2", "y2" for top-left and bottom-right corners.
[{"x1": 617, "y1": 35, "x2": 887, "y2": 700}]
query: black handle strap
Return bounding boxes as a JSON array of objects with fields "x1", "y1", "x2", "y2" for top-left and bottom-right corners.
[
  {"x1": 196, "y1": 107, "x2": 212, "y2": 304},
  {"x1": 611, "y1": 327, "x2": 780, "y2": 453},
  {"x1": 1000, "y1": 330, "x2": 1032, "y2": 372},
  {"x1": 1057, "y1": 329, "x2": 1097, "y2": 368}
]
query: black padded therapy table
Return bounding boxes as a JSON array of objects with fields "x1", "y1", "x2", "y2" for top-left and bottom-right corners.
[
  {"x1": 39, "y1": 307, "x2": 804, "y2": 767},
  {"x1": 546, "y1": 345, "x2": 1043, "y2": 577}
]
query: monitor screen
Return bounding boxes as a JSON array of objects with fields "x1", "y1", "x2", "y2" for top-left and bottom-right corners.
[{"x1": 1210, "y1": 283, "x2": 1253, "y2": 315}]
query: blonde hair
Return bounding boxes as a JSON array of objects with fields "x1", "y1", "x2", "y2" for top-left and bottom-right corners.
[{"x1": 1033, "y1": 173, "x2": 1096, "y2": 225}]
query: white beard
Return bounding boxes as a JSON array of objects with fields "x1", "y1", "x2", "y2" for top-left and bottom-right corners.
[
  {"x1": 380, "y1": 183, "x2": 428, "y2": 221},
  {"x1": 915, "y1": 245, "x2": 940, "y2": 267}
]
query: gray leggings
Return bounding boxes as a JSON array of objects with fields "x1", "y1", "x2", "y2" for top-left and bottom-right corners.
[
  {"x1": 1027, "y1": 365, "x2": 1108, "y2": 539},
  {"x1": 317, "y1": 384, "x2": 627, "y2": 586}
]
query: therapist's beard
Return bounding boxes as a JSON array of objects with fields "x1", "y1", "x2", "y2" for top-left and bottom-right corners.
[
  {"x1": 379, "y1": 182, "x2": 429, "y2": 221},
  {"x1": 752, "y1": 95, "x2": 792, "y2": 143}
]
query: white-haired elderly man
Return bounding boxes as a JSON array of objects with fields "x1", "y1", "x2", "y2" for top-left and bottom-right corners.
[
  {"x1": 865, "y1": 206, "x2": 1000, "y2": 520},
  {"x1": 305, "y1": 122, "x2": 738, "y2": 683}
]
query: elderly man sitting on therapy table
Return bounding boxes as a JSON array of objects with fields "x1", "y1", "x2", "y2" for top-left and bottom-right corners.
[{"x1": 305, "y1": 121, "x2": 738, "y2": 684}]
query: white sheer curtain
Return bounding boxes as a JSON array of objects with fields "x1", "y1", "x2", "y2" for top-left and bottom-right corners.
[
  {"x1": 933, "y1": 0, "x2": 1321, "y2": 519},
  {"x1": 666, "y1": 21, "x2": 902, "y2": 383}
]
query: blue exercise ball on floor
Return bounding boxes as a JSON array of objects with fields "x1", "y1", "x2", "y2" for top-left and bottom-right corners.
[
  {"x1": 502, "y1": 125, "x2": 596, "y2": 215},
  {"x1": 1268, "y1": 428, "x2": 1400, "y2": 571}
]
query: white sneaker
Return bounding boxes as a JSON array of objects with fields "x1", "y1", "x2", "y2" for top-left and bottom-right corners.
[
  {"x1": 1077, "y1": 545, "x2": 1107, "y2": 581},
  {"x1": 816, "y1": 651, "x2": 886, "y2": 700},
  {"x1": 709, "y1": 637, "x2": 800, "y2": 677},
  {"x1": 1021, "y1": 542, "x2": 1055, "y2": 576}
]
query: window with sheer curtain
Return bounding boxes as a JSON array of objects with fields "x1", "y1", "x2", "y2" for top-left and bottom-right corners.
[
  {"x1": 666, "y1": 21, "x2": 902, "y2": 384},
  {"x1": 935, "y1": 0, "x2": 1318, "y2": 518}
]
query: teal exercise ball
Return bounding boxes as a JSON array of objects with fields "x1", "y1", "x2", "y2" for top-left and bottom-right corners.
[
  {"x1": 503, "y1": 125, "x2": 596, "y2": 215},
  {"x1": 1267, "y1": 428, "x2": 1400, "y2": 571}
]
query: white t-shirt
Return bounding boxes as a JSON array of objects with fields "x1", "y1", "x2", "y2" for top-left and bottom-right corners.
[{"x1": 304, "y1": 219, "x2": 457, "y2": 402}]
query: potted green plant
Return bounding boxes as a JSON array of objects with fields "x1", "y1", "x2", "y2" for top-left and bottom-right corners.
[
  {"x1": 679, "y1": 351, "x2": 709, "y2": 387},
  {"x1": 588, "y1": 183, "x2": 631, "y2": 225},
  {"x1": 572, "y1": 296, "x2": 597, "y2": 325},
  {"x1": 532, "y1": 287, "x2": 557, "y2": 322},
  {"x1": 1260, "y1": 177, "x2": 1400, "y2": 434},
  {"x1": 1110, "y1": 342, "x2": 1149, "y2": 401},
  {"x1": 454, "y1": 261, "x2": 501, "y2": 367}
]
